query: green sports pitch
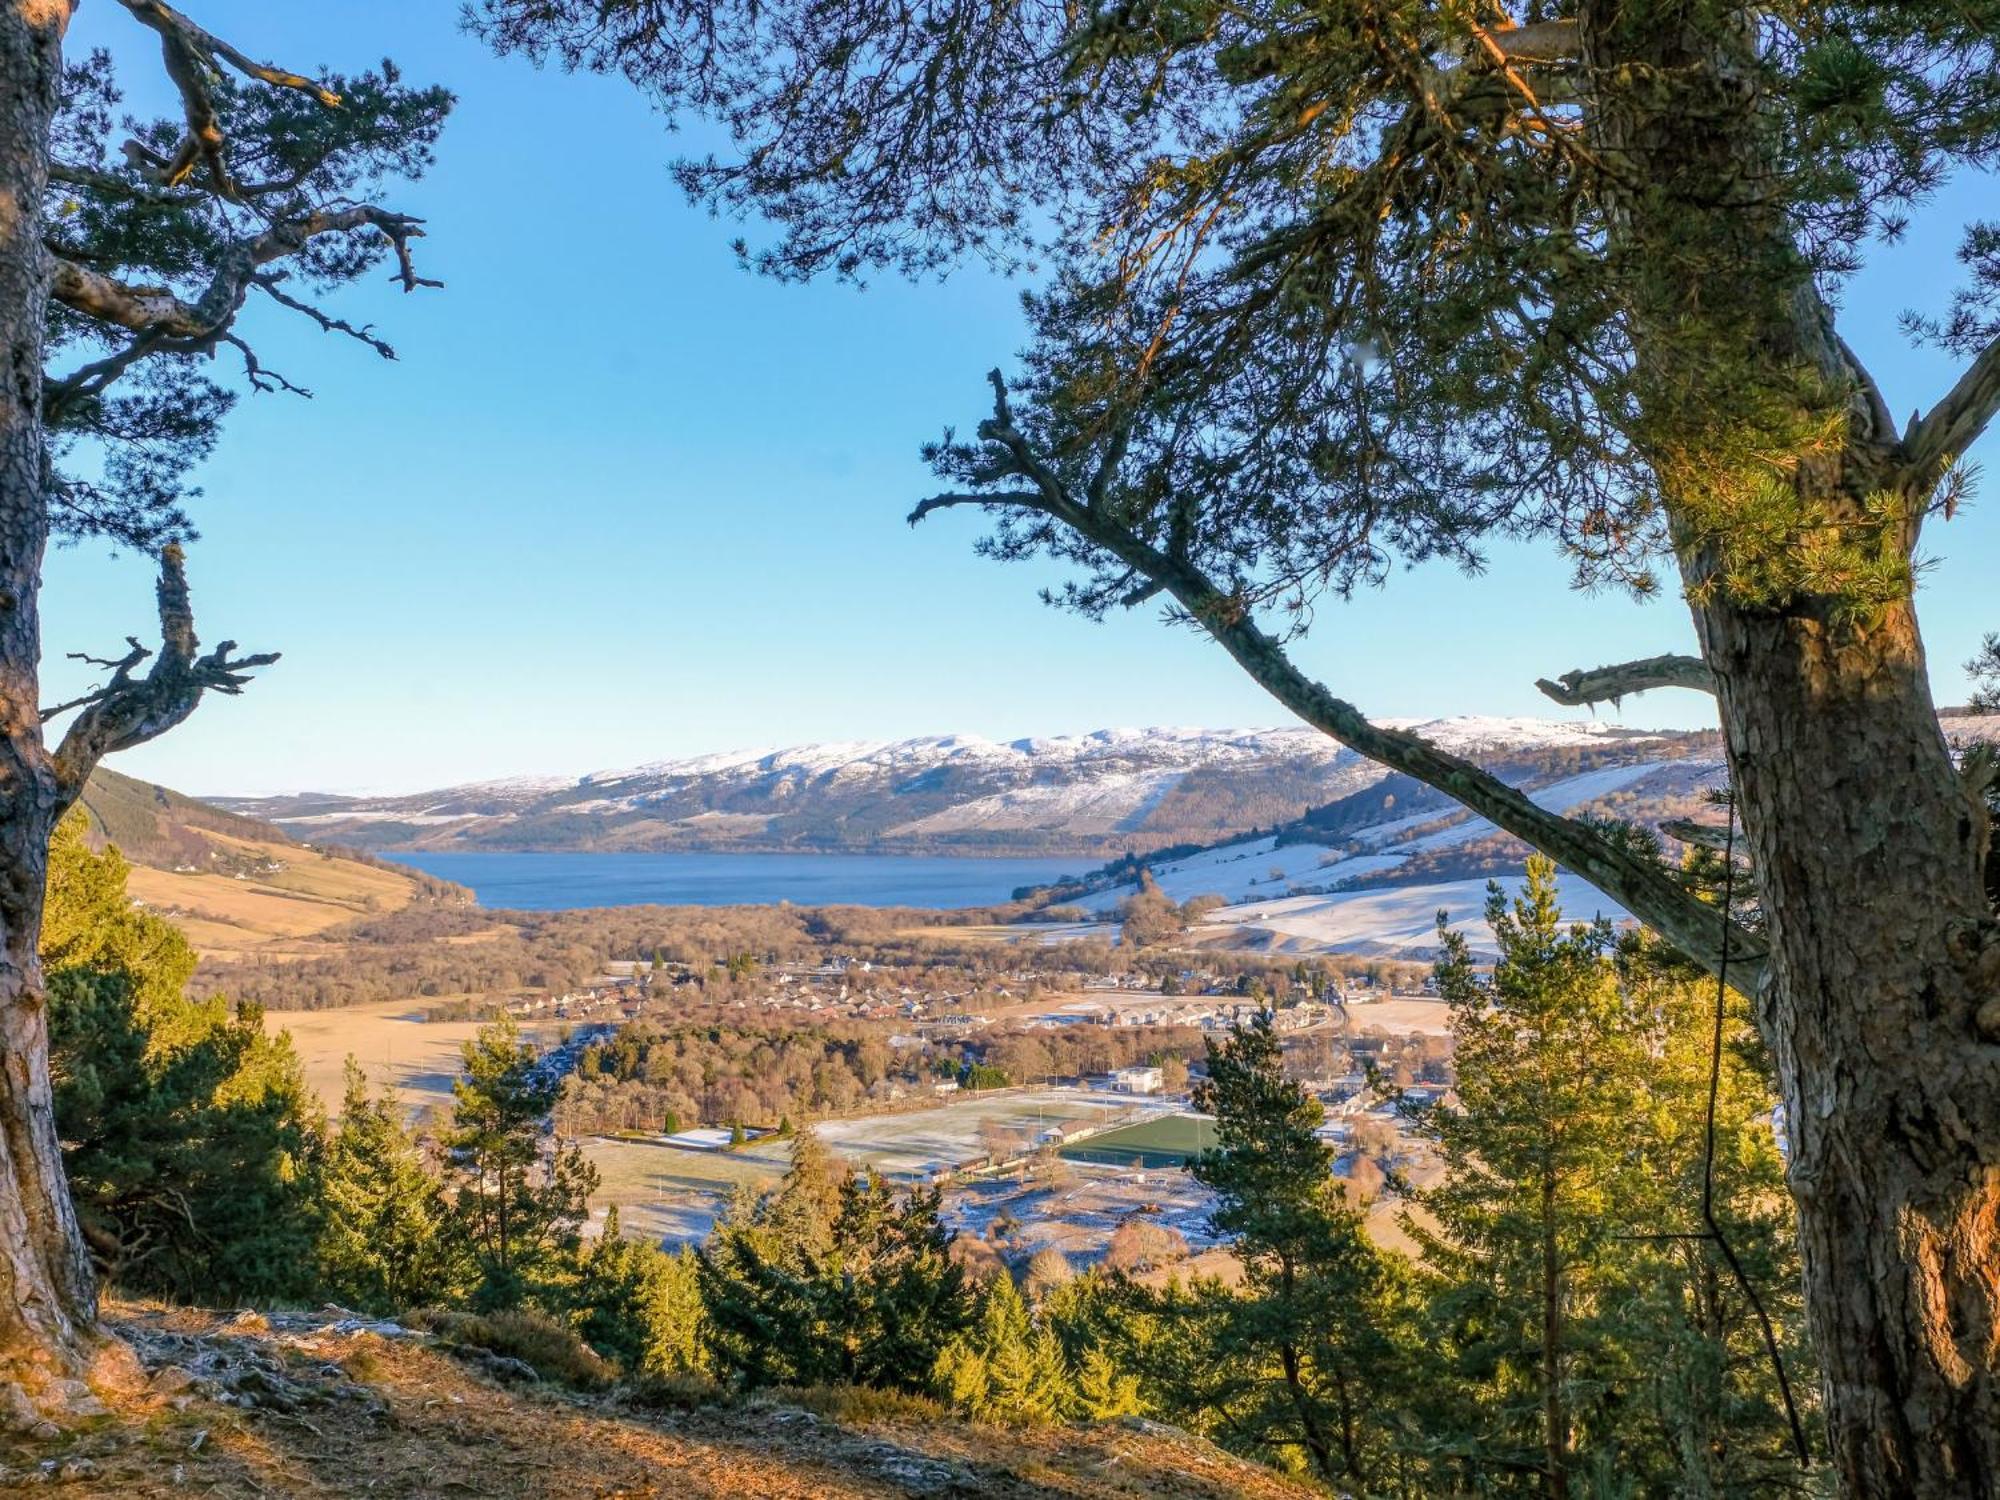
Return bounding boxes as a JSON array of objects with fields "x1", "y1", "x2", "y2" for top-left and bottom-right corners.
[{"x1": 1060, "y1": 1113, "x2": 1218, "y2": 1168}]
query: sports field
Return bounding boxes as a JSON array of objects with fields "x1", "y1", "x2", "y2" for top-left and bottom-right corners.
[
  {"x1": 585, "y1": 1135, "x2": 787, "y2": 1244},
  {"x1": 1060, "y1": 1112, "x2": 1217, "y2": 1168}
]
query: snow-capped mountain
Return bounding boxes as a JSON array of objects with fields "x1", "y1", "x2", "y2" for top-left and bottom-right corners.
[{"x1": 217, "y1": 717, "x2": 1694, "y2": 857}]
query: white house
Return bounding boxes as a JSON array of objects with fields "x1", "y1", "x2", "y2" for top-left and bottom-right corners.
[{"x1": 1110, "y1": 1065, "x2": 1165, "y2": 1095}]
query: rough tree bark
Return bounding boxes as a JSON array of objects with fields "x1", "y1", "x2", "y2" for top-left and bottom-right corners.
[
  {"x1": 1695, "y1": 590, "x2": 2000, "y2": 1492},
  {"x1": 1, "y1": 0, "x2": 280, "y2": 1419},
  {"x1": 1574, "y1": 1, "x2": 2000, "y2": 1486},
  {"x1": 0, "y1": 2, "x2": 106, "y2": 1412}
]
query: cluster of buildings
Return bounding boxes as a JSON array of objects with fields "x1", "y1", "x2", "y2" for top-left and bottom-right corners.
[{"x1": 1024, "y1": 997, "x2": 1341, "y2": 1032}]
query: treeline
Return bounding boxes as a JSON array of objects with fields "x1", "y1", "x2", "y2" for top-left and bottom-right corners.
[
  {"x1": 193, "y1": 897, "x2": 1157, "y2": 1012},
  {"x1": 554, "y1": 1016, "x2": 1215, "y2": 1136}
]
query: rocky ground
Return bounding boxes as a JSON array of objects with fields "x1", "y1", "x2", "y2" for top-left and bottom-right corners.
[{"x1": 0, "y1": 1304, "x2": 1316, "y2": 1498}]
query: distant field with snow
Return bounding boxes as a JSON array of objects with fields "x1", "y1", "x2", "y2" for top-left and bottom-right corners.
[{"x1": 1200, "y1": 870, "x2": 1634, "y2": 958}]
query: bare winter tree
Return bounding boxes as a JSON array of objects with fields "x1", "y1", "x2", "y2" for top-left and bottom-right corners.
[
  {"x1": 0, "y1": 2, "x2": 443, "y2": 1420},
  {"x1": 474, "y1": 0, "x2": 2000, "y2": 1488}
]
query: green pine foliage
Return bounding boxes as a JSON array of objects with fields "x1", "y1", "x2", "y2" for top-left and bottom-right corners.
[
  {"x1": 571, "y1": 1209, "x2": 707, "y2": 1379},
  {"x1": 320, "y1": 1059, "x2": 464, "y2": 1314},
  {"x1": 1413, "y1": 857, "x2": 1814, "y2": 1494},
  {"x1": 1178, "y1": 1010, "x2": 1414, "y2": 1489},
  {"x1": 698, "y1": 1129, "x2": 970, "y2": 1391},
  {"x1": 445, "y1": 1018, "x2": 600, "y2": 1310},
  {"x1": 45, "y1": 44, "x2": 449, "y2": 550},
  {"x1": 44, "y1": 815, "x2": 322, "y2": 1304},
  {"x1": 934, "y1": 1273, "x2": 1073, "y2": 1423}
]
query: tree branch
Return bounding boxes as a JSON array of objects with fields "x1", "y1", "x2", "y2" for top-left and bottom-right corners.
[
  {"x1": 1660, "y1": 817, "x2": 1734, "y2": 852},
  {"x1": 117, "y1": 0, "x2": 340, "y2": 196},
  {"x1": 914, "y1": 374, "x2": 1767, "y2": 993},
  {"x1": 45, "y1": 206, "x2": 433, "y2": 412},
  {"x1": 253, "y1": 274, "x2": 396, "y2": 359},
  {"x1": 1904, "y1": 332, "x2": 2000, "y2": 485},
  {"x1": 1486, "y1": 18, "x2": 1579, "y2": 61},
  {"x1": 47, "y1": 545, "x2": 278, "y2": 804},
  {"x1": 48, "y1": 159, "x2": 199, "y2": 208},
  {"x1": 1535, "y1": 654, "x2": 1715, "y2": 709}
]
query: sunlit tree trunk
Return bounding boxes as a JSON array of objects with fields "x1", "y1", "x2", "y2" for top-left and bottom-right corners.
[
  {"x1": 1694, "y1": 586, "x2": 2000, "y2": 1493},
  {"x1": 1579, "y1": 3, "x2": 2000, "y2": 1484},
  {"x1": 0, "y1": 0, "x2": 106, "y2": 1405}
]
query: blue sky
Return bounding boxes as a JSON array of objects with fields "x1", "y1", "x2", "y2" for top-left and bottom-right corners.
[{"x1": 39, "y1": 1, "x2": 2000, "y2": 795}]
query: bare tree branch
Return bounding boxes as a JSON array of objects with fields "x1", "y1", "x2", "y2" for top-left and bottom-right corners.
[
  {"x1": 46, "y1": 545, "x2": 278, "y2": 803},
  {"x1": 253, "y1": 274, "x2": 396, "y2": 358},
  {"x1": 1486, "y1": 18, "x2": 1580, "y2": 61},
  {"x1": 1904, "y1": 332, "x2": 2000, "y2": 484},
  {"x1": 1660, "y1": 817, "x2": 1735, "y2": 852},
  {"x1": 913, "y1": 373, "x2": 1767, "y2": 992},
  {"x1": 117, "y1": 1, "x2": 339, "y2": 105},
  {"x1": 116, "y1": 0, "x2": 340, "y2": 195},
  {"x1": 1535, "y1": 653, "x2": 1716, "y2": 708},
  {"x1": 220, "y1": 333, "x2": 310, "y2": 396},
  {"x1": 44, "y1": 206, "x2": 432, "y2": 415}
]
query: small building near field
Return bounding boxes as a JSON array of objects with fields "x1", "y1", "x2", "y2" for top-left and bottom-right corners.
[{"x1": 1110, "y1": 1065, "x2": 1165, "y2": 1095}]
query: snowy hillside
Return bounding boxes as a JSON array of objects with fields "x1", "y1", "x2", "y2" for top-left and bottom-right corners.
[
  {"x1": 1058, "y1": 759, "x2": 1729, "y2": 956},
  {"x1": 216, "y1": 717, "x2": 1689, "y2": 857}
]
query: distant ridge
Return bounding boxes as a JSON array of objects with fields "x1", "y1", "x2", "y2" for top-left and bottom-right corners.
[{"x1": 214, "y1": 717, "x2": 1703, "y2": 858}]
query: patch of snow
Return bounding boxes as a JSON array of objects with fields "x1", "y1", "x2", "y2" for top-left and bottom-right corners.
[
  {"x1": 1208, "y1": 871, "x2": 1634, "y2": 958},
  {"x1": 888, "y1": 770, "x2": 1186, "y2": 836},
  {"x1": 1386, "y1": 760, "x2": 1708, "y2": 856}
]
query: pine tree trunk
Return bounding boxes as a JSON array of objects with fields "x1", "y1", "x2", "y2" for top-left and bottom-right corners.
[
  {"x1": 1541, "y1": 1162, "x2": 1569, "y2": 1500},
  {"x1": 0, "y1": 0, "x2": 105, "y2": 1410},
  {"x1": 1573, "y1": 0, "x2": 2000, "y2": 1483},
  {"x1": 1694, "y1": 587, "x2": 2000, "y2": 1494}
]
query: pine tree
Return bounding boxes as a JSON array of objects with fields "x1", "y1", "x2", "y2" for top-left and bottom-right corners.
[
  {"x1": 572, "y1": 1208, "x2": 706, "y2": 1379},
  {"x1": 44, "y1": 816, "x2": 322, "y2": 1304},
  {"x1": 1600, "y1": 942, "x2": 1816, "y2": 1494},
  {"x1": 0, "y1": 2, "x2": 448, "y2": 1386},
  {"x1": 445, "y1": 1019, "x2": 598, "y2": 1309},
  {"x1": 699, "y1": 1137, "x2": 968, "y2": 1391},
  {"x1": 1072, "y1": 1345, "x2": 1143, "y2": 1421},
  {"x1": 935, "y1": 1273, "x2": 1072, "y2": 1423},
  {"x1": 1181, "y1": 1010, "x2": 1410, "y2": 1488},
  {"x1": 320, "y1": 1059, "x2": 461, "y2": 1314},
  {"x1": 1414, "y1": 858, "x2": 1813, "y2": 1495}
]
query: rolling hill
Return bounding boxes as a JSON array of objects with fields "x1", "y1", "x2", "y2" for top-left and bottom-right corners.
[
  {"x1": 76, "y1": 767, "x2": 468, "y2": 961},
  {"x1": 216, "y1": 716, "x2": 1697, "y2": 858},
  {"x1": 1052, "y1": 710, "x2": 2000, "y2": 958}
]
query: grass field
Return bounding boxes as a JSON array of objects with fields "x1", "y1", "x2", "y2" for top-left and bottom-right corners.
[
  {"x1": 1060, "y1": 1112, "x2": 1218, "y2": 1168},
  {"x1": 127, "y1": 831, "x2": 425, "y2": 960},
  {"x1": 584, "y1": 1136, "x2": 789, "y2": 1245},
  {"x1": 267, "y1": 998, "x2": 566, "y2": 1117},
  {"x1": 763, "y1": 1089, "x2": 1161, "y2": 1181}
]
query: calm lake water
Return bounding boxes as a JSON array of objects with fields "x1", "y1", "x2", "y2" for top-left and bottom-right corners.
[{"x1": 382, "y1": 850, "x2": 1087, "y2": 911}]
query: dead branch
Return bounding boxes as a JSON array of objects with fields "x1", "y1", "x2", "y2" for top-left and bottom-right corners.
[
  {"x1": 221, "y1": 333, "x2": 311, "y2": 396},
  {"x1": 1535, "y1": 653, "x2": 1716, "y2": 709},
  {"x1": 1661, "y1": 818, "x2": 1735, "y2": 852},
  {"x1": 1487, "y1": 18, "x2": 1580, "y2": 61},
  {"x1": 117, "y1": 0, "x2": 340, "y2": 196},
  {"x1": 912, "y1": 372, "x2": 1767, "y2": 993},
  {"x1": 47, "y1": 545, "x2": 278, "y2": 803}
]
